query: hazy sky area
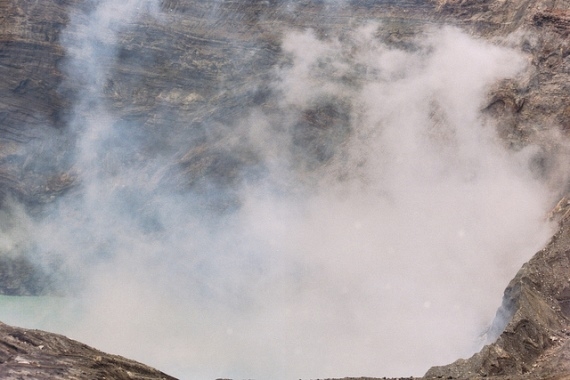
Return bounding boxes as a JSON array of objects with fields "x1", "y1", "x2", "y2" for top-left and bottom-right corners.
[{"x1": 0, "y1": 1, "x2": 562, "y2": 379}]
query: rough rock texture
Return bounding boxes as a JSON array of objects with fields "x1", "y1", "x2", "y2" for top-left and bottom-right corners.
[
  {"x1": 1, "y1": 0, "x2": 569, "y2": 199},
  {"x1": 425, "y1": 2, "x2": 570, "y2": 379},
  {"x1": 0, "y1": 255, "x2": 58, "y2": 295},
  {"x1": 1, "y1": 0, "x2": 569, "y2": 200},
  {"x1": 0, "y1": 321, "x2": 176, "y2": 379},
  {"x1": 2, "y1": 0, "x2": 570, "y2": 379},
  {"x1": 425, "y1": 207, "x2": 570, "y2": 379}
]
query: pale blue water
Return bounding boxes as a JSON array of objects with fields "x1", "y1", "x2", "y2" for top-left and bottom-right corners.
[{"x1": 0, "y1": 295, "x2": 82, "y2": 334}]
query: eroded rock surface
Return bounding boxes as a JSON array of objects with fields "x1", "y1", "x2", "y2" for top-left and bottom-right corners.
[
  {"x1": 0, "y1": 321, "x2": 176, "y2": 379},
  {"x1": 1, "y1": 0, "x2": 569, "y2": 203},
  {"x1": 425, "y1": 212, "x2": 570, "y2": 379}
]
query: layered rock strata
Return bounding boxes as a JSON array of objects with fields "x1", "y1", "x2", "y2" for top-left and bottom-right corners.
[{"x1": 0, "y1": 321, "x2": 176, "y2": 380}]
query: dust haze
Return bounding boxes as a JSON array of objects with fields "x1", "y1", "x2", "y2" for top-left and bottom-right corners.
[{"x1": 0, "y1": 1, "x2": 561, "y2": 379}]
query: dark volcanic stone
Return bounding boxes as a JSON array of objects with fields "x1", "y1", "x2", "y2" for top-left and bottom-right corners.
[
  {"x1": 0, "y1": 321, "x2": 177, "y2": 379},
  {"x1": 425, "y1": 210, "x2": 570, "y2": 379}
]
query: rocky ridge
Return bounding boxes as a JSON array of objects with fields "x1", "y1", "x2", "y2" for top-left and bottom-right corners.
[
  {"x1": 0, "y1": 321, "x2": 176, "y2": 380},
  {"x1": 425, "y1": 207, "x2": 570, "y2": 379}
]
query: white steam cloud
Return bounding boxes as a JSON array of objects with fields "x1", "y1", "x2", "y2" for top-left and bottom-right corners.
[{"x1": 0, "y1": 2, "x2": 559, "y2": 380}]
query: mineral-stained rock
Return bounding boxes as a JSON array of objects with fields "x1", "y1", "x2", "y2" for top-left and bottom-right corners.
[{"x1": 0, "y1": 321, "x2": 177, "y2": 379}]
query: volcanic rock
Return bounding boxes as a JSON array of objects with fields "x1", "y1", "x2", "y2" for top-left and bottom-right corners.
[
  {"x1": 1, "y1": 0, "x2": 570, "y2": 199},
  {"x1": 425, "y1": 212, "x2": 570, "y2": 379},
  {"x1": 0, "y1": 321, "x2": 176, "y2": 379}
]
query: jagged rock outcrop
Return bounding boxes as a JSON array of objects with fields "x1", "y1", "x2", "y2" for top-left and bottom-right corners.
[
  {"x1": 426, "y1": 210, "x2": 570, "y2": 379},
  {"x1": 0, "y1": 321, "x2": 176, "y2": 379}
]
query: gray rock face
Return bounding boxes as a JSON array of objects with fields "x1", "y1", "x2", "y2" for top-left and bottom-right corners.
[
  {"x1": 1, "y1": 0, "x2": 569, "y2": 201},
  {"x1": 426, "y1": 211, "x2": 570, "y2": 379},
  {"x1": 2, "y1": 0, "x2": 570, "y2": 379},
  {"x1": 0, "y1": 321, "x2": 177, "y2": 379}
]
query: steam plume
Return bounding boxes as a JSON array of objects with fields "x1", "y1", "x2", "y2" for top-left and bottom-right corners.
[{"x1": 0, "y1": 3, "x2": 560, "y2": 380}]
